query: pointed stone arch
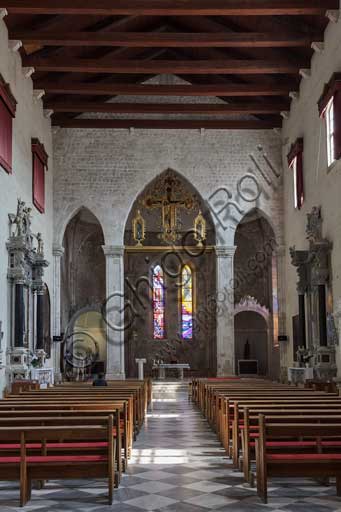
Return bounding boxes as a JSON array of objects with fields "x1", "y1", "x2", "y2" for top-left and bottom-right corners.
[{"x1": 124, "y1": 167, "x2": 217, "y2": 245}]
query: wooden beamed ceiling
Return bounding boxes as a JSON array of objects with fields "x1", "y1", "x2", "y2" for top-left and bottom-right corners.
[{"x1": 1, "y1": 1, "x2": 336, "y2": 129}]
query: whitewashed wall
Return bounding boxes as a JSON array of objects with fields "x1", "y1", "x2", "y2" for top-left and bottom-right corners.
[
  {"x1": 0, "y1": 19, "x2": 53, "y2": 395},
  {"x1": 281, "y1": 15, "x2": 341, "y2": 373}
]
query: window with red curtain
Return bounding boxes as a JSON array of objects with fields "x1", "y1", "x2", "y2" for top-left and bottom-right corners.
[
  {"x1": 318, "y1": 73, "x2": 341, "y2": 166},
  {"x1": 0, "y1": 74, "x2": 17, "y2": 174},
  {"x1": 32, "y1": 139, "x2": 48, "y2": 214},
  {"x1": 287, "y1": 138, "x2": 304, "y2": 210}
]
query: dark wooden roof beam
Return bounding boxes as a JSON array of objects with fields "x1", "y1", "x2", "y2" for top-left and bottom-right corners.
[
  {"x1": 12, "y1": 31, "x2": 319, "y2": 48},
  {"x1": 23, "y1": 58, "x2": 307, "y2": 74},
  {"x1": 52, "y1": 118, "x2": 282, "y2": 129},
  {"x1": 46, "y1": 101, "x2": 290, "y2": 114},
  {"x1": 3, "y1": 0, "x2": 338, "y2": 16},
  {"x1": 35, "y1": 82, "x2": 296, "y2": 97}
]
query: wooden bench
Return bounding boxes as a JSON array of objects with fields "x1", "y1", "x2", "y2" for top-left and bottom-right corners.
[
  {"x1": 0, "y1": 401, "x2": 125, "y2": 482},
  {"x1": 217, "y1": 395, "x2": 340, "y2": 463},
  {"x1": 242, "y1": 409, "x2": 341, "y2": 484},
  {"x1": 256, "y1": 417, "x2": 341, "y2": 503},
  {"x1": 0, "y1": 419, "x2": 115, "y2": 507}
]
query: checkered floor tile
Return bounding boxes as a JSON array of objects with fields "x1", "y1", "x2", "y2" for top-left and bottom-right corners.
[{"x1": 1, "y1": 381, "x2": 341, "y2": 511}]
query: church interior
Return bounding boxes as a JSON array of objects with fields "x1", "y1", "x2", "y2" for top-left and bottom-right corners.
[{"x1": 1, "y1": 1, "x2": 341, "y2": 510}]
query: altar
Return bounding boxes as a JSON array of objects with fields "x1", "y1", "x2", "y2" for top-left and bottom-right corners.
[{"x1": 153, "y1": 363, "x2": 190, "y2": 380}]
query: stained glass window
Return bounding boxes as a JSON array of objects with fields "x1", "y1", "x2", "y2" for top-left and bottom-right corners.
[
  {"x1": 181, "y1": 265, "x2": 193, "y2": 340},
  {"x1": 152, "y1": 265, "x2": 165, "y2": 339}
]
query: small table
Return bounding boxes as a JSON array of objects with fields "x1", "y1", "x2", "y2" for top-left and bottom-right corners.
[
  {"x1": 153, "y1": 363, "x2": 190, "y2": 380},
  {"x1": 31, "y1": 368, "x2": 54, "y2": 388},
  {"x1": 288, "y1": 366, "x2": 314, "y2": 385},
  {"x1": 135, "y1": 358, "x2": 147, "y2": 380},
  {"x1": 238, "y1": 359, "x2": 258, "y2": 376}
]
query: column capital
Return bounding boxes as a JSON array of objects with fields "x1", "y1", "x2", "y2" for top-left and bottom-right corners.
[
  {"x1": 275, "y1": 244, "x2": 286, "y2": 257},
  {"x1": 215, "y1": 245, "x2": 237, "y2": 258},
  {"x1": 52, "y1": 244, "x2": 64, "y2": 258},
  {"x1": 102, "y1": 245, "x2": 124, "y2": 257}
]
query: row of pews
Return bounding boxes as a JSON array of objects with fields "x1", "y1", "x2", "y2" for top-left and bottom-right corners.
[
  {"x1": 0, "y1": 379, "x2": 152, "y2": 506},
  {"x1": 192, "y1": 377, "x2": 341, "y2": 502}
]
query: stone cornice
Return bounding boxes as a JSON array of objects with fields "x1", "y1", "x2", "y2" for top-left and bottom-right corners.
[
  {"x1": 102, "y1": 245, "x2": 124, "y2": 257},
  {"x1": 215, "y1": 245, "x2": 237, "y2": 258}
]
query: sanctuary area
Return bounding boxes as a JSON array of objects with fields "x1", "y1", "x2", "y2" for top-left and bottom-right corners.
[{"x1": 1, "y1": 1, "x2": 341, "y2": 510}]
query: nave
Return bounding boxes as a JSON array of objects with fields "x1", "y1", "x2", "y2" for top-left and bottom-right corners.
[{"x1": 1, "y1": 382, "x2": 341, "y2": 512}]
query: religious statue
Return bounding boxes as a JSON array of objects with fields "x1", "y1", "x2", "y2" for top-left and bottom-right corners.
[
  {"x1": 36, "y1": 232, "x2": 44, "y2": 256},
  {"x1": 327, "y1": 313, "x2": 339, "y2": 346},
  {"x1": 143, "y1": 170, "x2": 197, "y2": 244},
  {"x1": 296, "y1": 346, "x2": 315, "y2": 368},
  {"x1": 306, "y1": 206, "x2": 322, "y2": 245},
  {"x1": 132, "y1": 210, "x2": 146, "y2": 246},
  {"x1": 243, "y1": 339, "x2": 251, "y2": 360},
  {"x1": 194, "y1": 210, "x2": 207, "y2": 247},
  {"x1": 8, "y1": 198, "x2": 25, "y2": 237}
]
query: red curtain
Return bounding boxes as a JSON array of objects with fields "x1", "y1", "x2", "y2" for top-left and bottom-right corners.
[
  {"x1": 334, "y1": 90, "x2": 341, "y2": 161},
  {"x1": 0, "y1": 97, "x2": 13, "y2": 174},
  {"x1": 33, "y1": 153, "x2": 45, "y2": 213},
  {"x1": 287, "y1": 138, "x2": 304, "y2": 210},
  {"x1": 296, "y1": 151, "x2": 304, "y2": 210}
]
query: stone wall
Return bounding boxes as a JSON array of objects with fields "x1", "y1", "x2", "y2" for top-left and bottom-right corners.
[
  {"x1": 53, "y1": 114, "x2": 284, "y2": 376},
  {"x1": 281, "y1": 15, "x2": 341, "y2": 375},
  {"x1": 53, "y1": 126, "x2": 283, "y2": 248},
  {"x1": 0, "y1": 19, "x2": 53, "y2": 395}
]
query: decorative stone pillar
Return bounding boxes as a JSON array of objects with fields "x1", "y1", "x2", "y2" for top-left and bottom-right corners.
[
  {"x1": 52, "y1": 244, "x2": 64, "y2": 382},
  {"x1": 6, "y1": 200, "x2": 49, "y2": 382},
  {"x1": 102, "y1": 245, "x2": 126, "y2": 380},
  {"x1": 289, "y1": 247, "x2": 309, "y2": 349},
  {"x1": 216, "y1": 246, "x2": 237, "y2": 376},
  {"x1": 306, "y1": 207, "x2": 335, "y2": 380},
  {"x1": 36, "y1": 292, "x2": 44, "y2": 350}
]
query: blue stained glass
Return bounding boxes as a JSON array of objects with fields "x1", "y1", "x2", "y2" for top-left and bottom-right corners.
[
  {"x1": 182, "y1": 265, "x2": 193, "y2": 339},
  {"x1": 153, "y1": 265, "x2": 165, "y2": 339}
]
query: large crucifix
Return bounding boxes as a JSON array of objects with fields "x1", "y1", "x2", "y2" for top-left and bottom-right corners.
[{"x1": 144, "y1": 174, "x2": 195, "y2": 244}]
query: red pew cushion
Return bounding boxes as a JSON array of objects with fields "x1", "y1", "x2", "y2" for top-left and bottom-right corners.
[
  {"x1": 0, "y1": 442, "x2": 108, "y2": 450},
  {"x1": 0, "y1": 457, "x2": 20, "y2": 463},
  {"x1": 27, "y1": 454, "x2": 108, "y2": 463},
  {"x1": 268, "y1": 453, "x2": 341, "y2": 461}
]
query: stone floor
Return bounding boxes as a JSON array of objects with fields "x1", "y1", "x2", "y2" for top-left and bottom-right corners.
[{"x1": 1, "y1": 381, "x2": 341, "y2": 511}]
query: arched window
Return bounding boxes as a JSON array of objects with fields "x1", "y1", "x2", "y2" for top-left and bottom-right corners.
[
  {"x1": 181, "y1": 265, "x2": 193, "y2": 340},
  {"x1": 152, "y1": 265, "x2": 165, "y2": 339}
]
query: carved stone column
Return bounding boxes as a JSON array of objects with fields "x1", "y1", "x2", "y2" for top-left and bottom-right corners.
[
  {"x1": 52, "y1": 244, "x2": 64, "y2": 382},
  {"x1": 216, "y1": 246, "x2": 237, "y2": 376},
  {"x1": 290, "y1": 247, "x2": 309, "y2": 349},
  {"x1": 102, "y1": 245, "x2": 126, "y2": 380},
  {"x1": 306, "y1": 207, "x2": 335, "y2": 380},
  {"x1": 310, "y1": 241, "x2": 332, "y2": 347}
]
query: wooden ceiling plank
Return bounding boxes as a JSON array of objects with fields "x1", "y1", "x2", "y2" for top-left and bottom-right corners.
[
  {"x1": 23, "y1": 58, "x2": 307, "y2": 74},
  {"x1": 46, "y1": 101, "x2": 289, "y2": 114},
  {"x1": 4, "y1": 0, "x2": 338, "y2": 16},
  {"x1": 51, "y1": 118, "x2": 282, "y2": 129},
  {"x1": 11, "y1": 31, "x2": 319, "y2": 48},
  {"x1": 35, "y1": 82, "x2": 296, "y2": 96}
]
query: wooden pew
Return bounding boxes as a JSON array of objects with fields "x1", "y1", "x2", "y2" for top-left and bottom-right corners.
[
  {"x1": 0, "y1": 418, "x2": 115, "y2": 507},
  {"x1": 256, "y1": 417, "x2": 341, "y2": 503},
  {"x1": 243, "y1": 409, "x2": 341, "y2": 484},
  {"x1": 223, "y1": 396, "x2": 341, "y2": 463},
  {"x1": 6, "y1": 394, "x2": 133, "y2": 460},
  {"x1": 0, "y1": 401, "x2": 125, "y2": 482}
]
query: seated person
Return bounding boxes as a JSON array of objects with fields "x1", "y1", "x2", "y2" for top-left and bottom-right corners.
[{"x1": 92, "y1": 373, "x2": 108, "y2": 387}]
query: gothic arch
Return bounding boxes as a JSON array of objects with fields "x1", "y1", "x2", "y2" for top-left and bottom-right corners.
[
  {"x1": 234, "y1": 296, "x2": 270, "y2": 323},
  {"x1": 124, "y1": 167, "x2": 217, "y2": 245},
  {"x1": 123, "y1": 168, "x2": 217, "y2": 377},
  {"x1": 234, "y1": 207, "x2": 277, "y2": 246},
  {"x1": 56, "y1": 204, "x2": 106, "y2": 247}
]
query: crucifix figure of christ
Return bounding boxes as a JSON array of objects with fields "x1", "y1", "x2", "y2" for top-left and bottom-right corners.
[{"x1": 144, "y1": 175, "x2": 195, "y2": 244}]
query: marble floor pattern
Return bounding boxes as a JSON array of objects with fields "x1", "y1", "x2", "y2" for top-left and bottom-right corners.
[{"x1": 1, "y1": 382, "x2": 341, "y2": 511}]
